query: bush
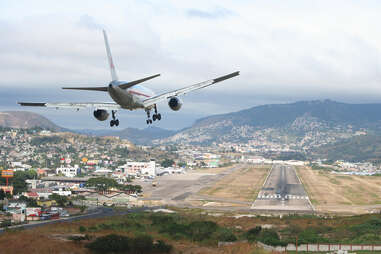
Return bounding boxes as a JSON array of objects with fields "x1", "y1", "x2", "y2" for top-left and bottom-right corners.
[
  {"x1": 85, "y1": 234, "x2": 172, "y2": 254},
  {"x1": 189, "y1": 221, "x2": 218, "y2": 241},
  {"x1": 79, "y1": 226, "x2": 86, "y2": 233},
  {"x1": 246, "y1": 226, "x2": 262, "y2": 242},
  {"x1": 217, "y1": 228, "x2": 237, "y2": 242},
  {"x1": 257, "y1": 229, "x2": 287, "y2": 247},
  {"x1": 153, "y1": 240, "x2": 172, "y2": 253},
  {"x1": 131, "y1": 234, "x2": 153, "y2": 254},
  {"x1": 86, "y1": 234, "x2": 130, "y2": 253}
]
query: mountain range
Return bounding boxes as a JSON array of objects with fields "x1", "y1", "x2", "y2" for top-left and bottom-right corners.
[{"x1": 3, "y1": 100, "x2": 381, "y2": 162}]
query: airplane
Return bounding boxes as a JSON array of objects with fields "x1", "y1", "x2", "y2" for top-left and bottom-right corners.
[{"x1": 19, "y1": 30, "x2": 240, "y2": 127}]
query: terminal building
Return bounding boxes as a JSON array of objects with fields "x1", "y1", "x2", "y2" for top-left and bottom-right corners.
[{"x1": 118, "y1": 161, "x2": 156, "y2": 177}]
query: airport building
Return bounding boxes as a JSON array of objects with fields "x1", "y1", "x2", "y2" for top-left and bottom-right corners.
[{"x1": 119, "y1": 161, "x2": 156, "y2": 177}]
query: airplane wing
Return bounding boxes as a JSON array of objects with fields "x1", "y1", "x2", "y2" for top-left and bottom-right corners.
[
  {"x1": 142, "y1": 71, "x2": 239, "y2": 108},
  {"x1": 18, "y1": 102, "x2": 121, "y2": 110}
]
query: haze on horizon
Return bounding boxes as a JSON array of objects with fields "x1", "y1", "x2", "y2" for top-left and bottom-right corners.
[{"x1": 2, "y1": 0, "x2": 381, "y2": 130}]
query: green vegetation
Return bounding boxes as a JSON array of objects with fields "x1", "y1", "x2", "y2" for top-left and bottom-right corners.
[
  {"x1": 0, "y1": 170, "x2": 37, "y2": 194},
  {"x1": 86, "y1": 234, "x2": 172, "y2": 254},
  {"x1": 86, "y1": 177, "x2": 119, "y2": 193},
  {"x1": 49, "y1": 193, "x2": 69, "y2": 207},
  {"x1": 86, "y1": 177, "x2": 142, "y2": 194},
  {"x1": 30, "y1": 136, "x2": 64, "y2": 146},
  {"x1": 312, "y1": 134, "x2": 381, "y2": 162},
  {"x1": 160, "y1": 159, "x2": 174, "y2": 168}
]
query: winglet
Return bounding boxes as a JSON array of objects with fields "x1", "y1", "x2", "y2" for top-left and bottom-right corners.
[
  {"x1": 103, "y1": 30, "x2": 118, "y2": 81},
  {"x1": 213, "y1": 71, "x2": 240, "y2": 84}
]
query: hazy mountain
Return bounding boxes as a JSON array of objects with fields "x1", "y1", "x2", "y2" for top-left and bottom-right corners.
[{"x1": 0, "y1": 111, "x2": 63, "y2": 131}]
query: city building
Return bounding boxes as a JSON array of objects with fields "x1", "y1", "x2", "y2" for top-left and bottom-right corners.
[{"x1": 56, "y1": 166, "x2": 79, "y2": 177}]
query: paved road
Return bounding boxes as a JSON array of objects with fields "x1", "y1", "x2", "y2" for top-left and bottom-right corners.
[
  {"x1": 251, "y1": 164, "x2": 313, "y2": 212},
  {"x1": 0, "y1": 206, "x2": 161, "y2": 234}
]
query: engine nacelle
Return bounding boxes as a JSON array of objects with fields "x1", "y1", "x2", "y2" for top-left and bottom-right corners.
[
  {"x1": 168, "y1": 97, "x2": 182, "y2": 111},
  {"x1": 93, "y1": 109, "x2": 109, "y2": 121}
]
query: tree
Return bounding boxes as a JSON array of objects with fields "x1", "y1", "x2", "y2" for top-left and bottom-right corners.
[
  {"x1": 18, "y1": 195, "x2": 38, "y2": 207},
  {"x1": 160, "y1": 159, "x2": 174, "y2": 168},
  {"x1": 86, "y1": 177, "x2": 119, "y2": 193},
  {"x1": 0, "y1": 170, "x2": 38, "y2": 194},
  {"x1": 119, "y1": 184, "x2": 142, "y2": 194},
  {"x1": 49, "y1": 193, "x2": 69, "y2": 207}
]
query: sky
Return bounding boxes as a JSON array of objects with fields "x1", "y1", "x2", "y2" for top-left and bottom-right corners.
[{"x1": 2, "y1": 0, "x2": 381, "y2": 130}]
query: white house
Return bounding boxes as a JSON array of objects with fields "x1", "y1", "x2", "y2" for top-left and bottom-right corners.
[{"x1": 56, "y1": 166, "x2": 79, "y2": 177}]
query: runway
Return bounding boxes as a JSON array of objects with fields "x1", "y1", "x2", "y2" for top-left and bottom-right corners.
[{"x1": 251, "y1": 164, "x2": 314, "y2": 212}]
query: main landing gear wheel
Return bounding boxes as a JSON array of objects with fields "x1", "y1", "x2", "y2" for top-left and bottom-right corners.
[
  {"x1": 146, "y1": 105, "x2": 161, "y2": 124},
  {"x1": 110, "y1": 110, "x2": 119, "y2": 127}
]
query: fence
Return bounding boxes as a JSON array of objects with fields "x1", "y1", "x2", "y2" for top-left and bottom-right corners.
[{"x1": 258, "y1": 241, "x2": 381, "y2": 252}]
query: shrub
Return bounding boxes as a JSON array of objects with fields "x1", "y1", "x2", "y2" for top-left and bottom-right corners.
[
  {"x1": 85, "y1": 234, "x2": 172, "y2": 254},
  {"x1": 153, "y1": 240, "x2": 172, "y2": 253},
  {"x1": 246, "y1": 226, "x2": 262, "y2": 242},
  {"x1": 189, "y1": 221, "x2": 218, "y2": 241},
  {"x1": 86, "y1": 234, "x2": 130, "y2": 253},
  {"x1": 216, "y1": 228, "x2": 237, "y2": 242},
  {"x1": 257, "y1": 229, "x2": 287, "y2": 246},
  {"x1": 79, "y1": 226, "x2": 86, "y2": 233},
  {"x1": 131, "y1": 234, "x2": 153, "y2": 254}
]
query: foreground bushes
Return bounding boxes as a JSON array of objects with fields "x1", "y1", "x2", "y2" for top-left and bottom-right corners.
[{"x1": 86, "y1": 234, "x2": 172, "y2": 254}]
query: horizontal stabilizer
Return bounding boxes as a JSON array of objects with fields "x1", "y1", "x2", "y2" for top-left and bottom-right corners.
[
  {"x1": 119, "y1": 74, "x2": 161, "y2": 89},
  {"x1": 18, "y1": 102, "x2": 46, "y2": 107},
  {"x1": 62, "y1": 86, "x2": 108, "y2": 91}
]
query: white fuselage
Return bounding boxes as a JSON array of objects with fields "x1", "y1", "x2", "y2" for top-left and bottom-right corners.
[{"x1": 108, "y1": 81, "x2": 156, "y2": 110}]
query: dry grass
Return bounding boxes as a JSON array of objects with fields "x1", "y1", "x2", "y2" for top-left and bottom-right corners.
[
  {"x1": 297, "y1": 166, "x2": 381, "y2": 214},
  {"x1": 0, "y1": 214, "x2": 269, "y2": 254},
  {"x1": 199, "y1": 165, "x2": 270, "y2": 202}
]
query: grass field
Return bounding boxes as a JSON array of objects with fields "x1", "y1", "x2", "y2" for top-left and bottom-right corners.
[
  {"x1": 297, "y1": 166, "x2": 381, "y2": 214},
  {"x1": 198, "y1": 165, "x2": 271, "y2": 202}
]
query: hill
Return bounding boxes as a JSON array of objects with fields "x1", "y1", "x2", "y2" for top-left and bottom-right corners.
[
  {"x1": 0, "y1": 111, "x2": 63, "y2": 131},
  {"x1": 156, "y1": 100, "x2": 381, "y2": 161},
  {"x1": 77, "y1": 126, "x2": 176, "y2": 145}
]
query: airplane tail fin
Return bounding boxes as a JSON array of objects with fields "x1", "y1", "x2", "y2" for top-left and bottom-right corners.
[{"x1": 103, "y1": 30, "x2": 118, "y2": 81}]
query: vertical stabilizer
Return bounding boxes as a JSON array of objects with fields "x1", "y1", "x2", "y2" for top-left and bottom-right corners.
[{"x1": 103, "y1": 30, "x2": 118, "y2": 81}]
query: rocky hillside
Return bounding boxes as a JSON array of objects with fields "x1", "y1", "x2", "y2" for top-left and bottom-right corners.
[
  {"x1": 0, "y1": 111, "x2": 63, "y2": 131},
  {"x1": 155, "y1": 100, "x2": 381, "y2": 149}
]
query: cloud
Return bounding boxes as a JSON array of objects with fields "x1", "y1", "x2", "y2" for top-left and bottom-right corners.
[
  {"x1": 77, "y1": 15, "x2": 104, "y2": 30},
  {"x1": 2, "y1": 1, "x2": 381, "y2": 129},
  {"x1": 186, "y1": 7, "x2": 233, "y2": 19}
]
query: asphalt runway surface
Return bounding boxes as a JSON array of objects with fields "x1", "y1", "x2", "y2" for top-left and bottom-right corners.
[
  {"x1": 139, "y1": 166, "x2": 242, "y2": 207},
  {"x1": 251, "y1": 164, "x2": 314, "y2": 212}
]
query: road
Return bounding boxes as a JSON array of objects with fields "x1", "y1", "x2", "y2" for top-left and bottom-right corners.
[
  {"x1": 251, "y1": 164, "x2": 314, "y2": 212},
  {"x1": 0, "y1": 206, "x2": 161, "y2": 234}
]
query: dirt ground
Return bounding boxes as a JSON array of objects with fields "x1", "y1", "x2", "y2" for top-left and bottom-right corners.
[
  {"x1": 198, "y1": 165, "x2": 271, "y2": 202},
  {"x1": 297, "y1": 166, "x2": 381, "y2": 214}
]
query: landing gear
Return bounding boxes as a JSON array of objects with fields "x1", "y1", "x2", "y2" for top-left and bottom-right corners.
[
  {"x1": 152, "y1": 104, "x2": 162, "y2": 122},
  {"x1": 110, "y1": 110, "x2": 119, "y2": 127},
  {"x1": 146, "y1": 105, "x2": 162, "y2": 124}
]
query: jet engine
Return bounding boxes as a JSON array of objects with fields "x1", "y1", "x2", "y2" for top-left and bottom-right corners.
[
  {"x1": 168, "y1": 97, "x2": 182, "y2": 111},
  {"x1": 93, "y1": 109, "x2": 109, "y2": 121}
]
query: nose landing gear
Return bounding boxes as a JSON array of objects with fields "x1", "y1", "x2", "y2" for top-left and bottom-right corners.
[{"x1": 110, "y1": 110, "x2": 119, "y2": 127}]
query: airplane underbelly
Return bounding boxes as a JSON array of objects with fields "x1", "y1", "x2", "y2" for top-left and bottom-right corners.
[{"x1": 108, "y1": 86, "x2": 144, "y2": 110}]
